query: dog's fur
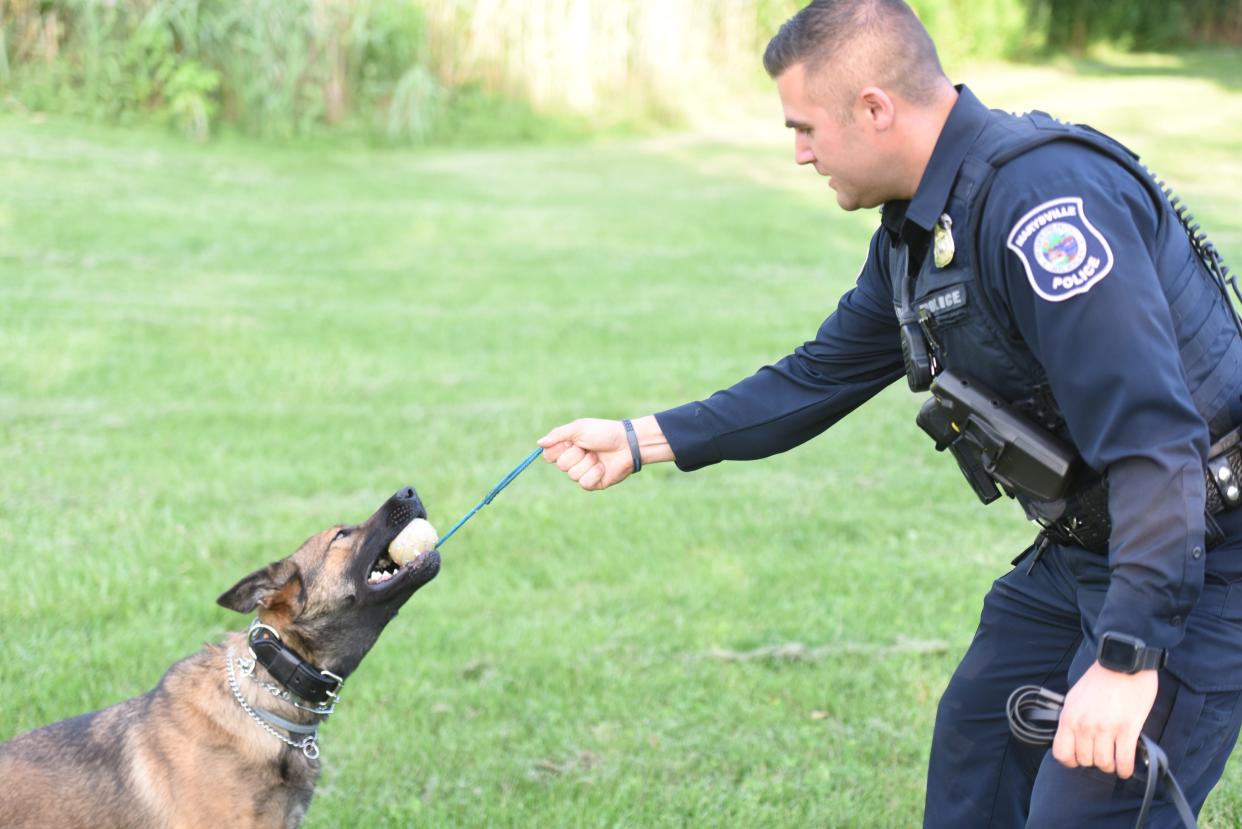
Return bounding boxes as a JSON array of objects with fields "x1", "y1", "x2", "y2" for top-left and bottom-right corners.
[{"x1": 0, "y1": 487, "x2": 440, "y2": 829}]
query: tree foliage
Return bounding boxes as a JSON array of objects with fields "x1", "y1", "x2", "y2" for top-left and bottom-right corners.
[{"x1": 1028, "y1": 0, "x2": 1241, "y2": 52}]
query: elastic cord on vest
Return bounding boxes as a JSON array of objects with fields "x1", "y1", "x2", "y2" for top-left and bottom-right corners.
[{"x1": 623, "y1": 419, "x2": 642, "y2": 473}]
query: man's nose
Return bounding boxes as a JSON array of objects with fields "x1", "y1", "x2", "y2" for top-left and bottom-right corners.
[{"x1": 794, "y1": 136, "x2": 815, "y2": 166}]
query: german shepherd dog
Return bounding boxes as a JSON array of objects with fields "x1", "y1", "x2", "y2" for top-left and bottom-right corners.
[{"x1": 0, "y1": 486, "x2": 440, "y2": 829}]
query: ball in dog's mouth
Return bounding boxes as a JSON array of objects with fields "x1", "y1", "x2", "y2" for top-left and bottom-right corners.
[
  {"x1": 388, "y1": 518, "x2": 438, "y2": 567},
  {"x1": 366, "y1": 518, "x2": 438, "y2": 586}
]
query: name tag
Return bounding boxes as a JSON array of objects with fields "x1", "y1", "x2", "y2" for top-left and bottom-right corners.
[{"x1": 917, "y1": 285, "x2": 968, "y2": 317}]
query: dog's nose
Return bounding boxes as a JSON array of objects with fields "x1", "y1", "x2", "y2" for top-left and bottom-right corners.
[
  {"x1": 377, "y1": 486, "x2": 426, "y2": 528},
  {"x1": 388, "y1": 486, "x2": 426, "y2": 521}
]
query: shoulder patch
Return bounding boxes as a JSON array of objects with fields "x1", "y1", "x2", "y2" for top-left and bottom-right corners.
[{"x1": 1006, "y1": 196, "x2": 1114, "y2": 302}]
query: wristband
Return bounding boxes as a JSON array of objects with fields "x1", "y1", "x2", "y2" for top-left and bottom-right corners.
[{"x1": 622, "y1": 419, "x2": 642, "y2": 473}]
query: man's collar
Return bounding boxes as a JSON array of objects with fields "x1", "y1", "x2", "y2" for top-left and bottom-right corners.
[{"x1": 885, "y1": 84, "x2": 991, "y2": 241}]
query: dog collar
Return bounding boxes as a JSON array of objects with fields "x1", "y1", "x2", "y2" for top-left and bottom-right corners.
[
  {"x1": 246, "y1": 619, "x2": 344, "y2": 706},
  {"x1": 226, "y1": 646, "x2": 323, "y2": 759}
]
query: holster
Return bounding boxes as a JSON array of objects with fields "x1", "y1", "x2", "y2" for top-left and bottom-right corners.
[
  {"x1": 919, "y1": 371, "x2": 1242, "y2": 554},
  {"x1": 917, "y1": 372, "x2": 1078, "y2": 503}
]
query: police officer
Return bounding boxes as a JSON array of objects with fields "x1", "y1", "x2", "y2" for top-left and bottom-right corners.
[{"x1": 538, "y1": 0, "x2": 1242, "y2": 825}]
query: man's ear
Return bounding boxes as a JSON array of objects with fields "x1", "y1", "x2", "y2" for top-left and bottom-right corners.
[
  {"x1": 858, "y1": 85, "x2": 895, "y2": 131},
  {"x1": 217, "y1": 559, "x2": 305, "y2": 616}
]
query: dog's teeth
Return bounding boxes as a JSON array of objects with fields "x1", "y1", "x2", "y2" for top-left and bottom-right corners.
[{"x1": 367, "y1": 566, "x2": 403, "y2": 586}]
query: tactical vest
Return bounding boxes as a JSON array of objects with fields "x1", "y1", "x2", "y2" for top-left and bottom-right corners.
[{"x1": 891, "y1": 110, "x2": 1242, "y2": 537}]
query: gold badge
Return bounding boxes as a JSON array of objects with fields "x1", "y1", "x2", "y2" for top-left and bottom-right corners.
[{"x1": 934, "y1": 213, "x2": 955, "y2": 269}]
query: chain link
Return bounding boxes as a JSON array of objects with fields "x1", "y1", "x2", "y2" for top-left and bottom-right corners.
[
  {"x1": 236, "y1": 654, "x2": 337, "y2": 716},
  {"x1": 226, "y1": 647, "x2": 321, "y2": 760}
]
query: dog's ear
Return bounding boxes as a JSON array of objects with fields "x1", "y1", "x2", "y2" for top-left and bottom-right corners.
[{"x1": 217, "y1": 559, "x2": 305, "y2": 616}]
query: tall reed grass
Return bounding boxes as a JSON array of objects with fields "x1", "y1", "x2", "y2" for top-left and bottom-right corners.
[
  {"x1": 423, "y1": 0, "x2": 770, "y2": 115},
  {"x1": 1, "y1": 0, "x2": 1234, "y2": 142},
  {"x1": 1, "y1": 0, "x2": 432, "y2": 140}
]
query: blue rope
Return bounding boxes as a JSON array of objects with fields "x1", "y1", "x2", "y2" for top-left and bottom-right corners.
[{"x1": 436, "y1": 447, "x2": 544, "y2": 548}]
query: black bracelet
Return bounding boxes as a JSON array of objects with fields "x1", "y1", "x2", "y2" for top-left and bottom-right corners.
[{"x1": 622, "y1": 419, "x2": 642, "y2": 473}]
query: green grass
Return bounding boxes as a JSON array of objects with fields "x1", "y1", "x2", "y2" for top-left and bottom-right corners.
[{"x1": 1, "y1": 53, "x2": 1240, "y2": 827}]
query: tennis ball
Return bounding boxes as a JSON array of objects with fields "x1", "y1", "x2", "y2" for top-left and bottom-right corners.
[{"x1": 388, "y1": 518, "x2": 438, "y2": 566}]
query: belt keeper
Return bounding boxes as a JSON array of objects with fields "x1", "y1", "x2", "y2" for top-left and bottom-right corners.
[
  {"x1": 1209, "y1": 455, "x2": 1242, "y2": 508},
  {"x1": 623, "y1": 418, "x2": 642, "y2": 473}
]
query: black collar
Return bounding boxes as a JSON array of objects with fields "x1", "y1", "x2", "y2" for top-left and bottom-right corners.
[
  {"x1": 247, "y1": 620, "x2": 343, "y2": 706},
  {"x1": 883, "y1": 84, "x2": 992, "y2": 244}
]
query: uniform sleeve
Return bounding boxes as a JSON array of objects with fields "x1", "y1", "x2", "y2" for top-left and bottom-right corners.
[
  {"x1": 986, "y1": 147, "x2": 1209, "y2": 652},
  {"x1": 654, "y1": 229, "x2": 905, "y2": 471}
]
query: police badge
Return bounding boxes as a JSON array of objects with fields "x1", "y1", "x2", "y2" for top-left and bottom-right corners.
[
  {"x1": 934, "y1": 213, "x2": 954, "y2": 268},
  {"x1": 1006, "y1": 196, "x2": 1115, "y2": 302}
]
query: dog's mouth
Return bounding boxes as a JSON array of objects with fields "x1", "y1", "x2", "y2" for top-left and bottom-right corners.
[
  {"x1": 358, "y1": 506, "x2": 441, "y2": 604},
  {"x1": 366, "y1": 518, "x2": 438, "y2": 587},
  {"x1": 349, "y1": 487, "x2": 442, "y2": 605}
]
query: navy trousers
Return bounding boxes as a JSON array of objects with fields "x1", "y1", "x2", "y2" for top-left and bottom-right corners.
[{"x1": 925, "y1": 542, "x2": 1242, "y2": 827}]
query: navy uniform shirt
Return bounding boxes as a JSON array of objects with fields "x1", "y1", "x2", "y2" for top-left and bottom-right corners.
[{"x1": 654, "y1": 86, "x2": 1216, "y2": 653}]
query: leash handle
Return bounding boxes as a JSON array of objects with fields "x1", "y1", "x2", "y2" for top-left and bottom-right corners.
[
  {"x1": 437, "y1": 447, "x2": 543, "y2": 548},
  {"x1": 1136, "y1": 735, "x2": 1198, "y2": 829},
  {"x1": 1006, "y1": 685, "x2": 1199, "y2": 829}
]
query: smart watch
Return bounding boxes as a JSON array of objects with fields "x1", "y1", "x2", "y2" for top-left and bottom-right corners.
[{"x1": 1096, "y1": 632, "x2": 1167, "y2": 674}]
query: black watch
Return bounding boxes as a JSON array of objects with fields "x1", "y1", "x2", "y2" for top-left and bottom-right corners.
[{"x1": 1096, "y1": 632, "x2": 1167, "y2": 674}]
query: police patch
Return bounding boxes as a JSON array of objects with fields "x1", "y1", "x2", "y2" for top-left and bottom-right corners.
[{"x1": 1006, "y1": 196, "x2": 1114, "y2": 302}]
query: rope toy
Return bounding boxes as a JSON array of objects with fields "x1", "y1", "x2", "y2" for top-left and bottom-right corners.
[{"x1": 436, "y1": 447, "x2": 544, "y2": 548}]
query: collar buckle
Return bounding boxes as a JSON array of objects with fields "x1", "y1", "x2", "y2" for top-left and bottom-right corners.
[{"x1": 321, "y1": 668, "x2": 345, "y2": 702}]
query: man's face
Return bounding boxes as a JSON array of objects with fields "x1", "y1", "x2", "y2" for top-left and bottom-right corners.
[{"x1": 776, "y1": 63, "x2": 887, "y2": 211}]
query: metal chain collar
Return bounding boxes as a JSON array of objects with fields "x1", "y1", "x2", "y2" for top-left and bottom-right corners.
[{"x1": 226, "y1": 646, "x2": 321, "y2": 760}]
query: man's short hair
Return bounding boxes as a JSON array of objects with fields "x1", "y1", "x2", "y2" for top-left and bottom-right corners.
[{"x1": 764, "y1": 0, "x2": 947, "y2": 112}]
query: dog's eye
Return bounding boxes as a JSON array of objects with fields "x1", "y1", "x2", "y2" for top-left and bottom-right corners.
[{"x1": 332, "y1": 528, "x2": 351, "y2": 543}]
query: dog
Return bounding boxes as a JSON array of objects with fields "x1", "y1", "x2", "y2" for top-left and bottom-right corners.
[{"x1": 0, "y1": 486, "x2": 440, "y2": 829}]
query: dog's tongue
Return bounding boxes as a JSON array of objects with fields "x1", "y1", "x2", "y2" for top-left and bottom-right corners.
[{"x1": 388, "y1": 518, "x2": 438, "y2": 566}]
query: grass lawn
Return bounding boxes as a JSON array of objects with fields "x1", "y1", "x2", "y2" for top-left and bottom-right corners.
[{"x1": 1, "y1": 52, "x2": 1240, "y2": 826}]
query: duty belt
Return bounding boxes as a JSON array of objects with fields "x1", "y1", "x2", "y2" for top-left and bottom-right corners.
[{"x1": 1040, "y1": 427, "x2": 1242, "y2": 554}]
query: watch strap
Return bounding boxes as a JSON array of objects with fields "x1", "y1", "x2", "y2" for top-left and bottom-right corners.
[{"x1": 1097, "y1": 632, "x2": 1167, "y2": 673}]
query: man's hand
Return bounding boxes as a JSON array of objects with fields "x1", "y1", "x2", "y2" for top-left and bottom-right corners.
[
  {"x1": 538, "y1": 415, "x2": 672, "y2": 491},
  {"x1": 1052, "y1": 661, "x2": 1158, "y2": 779}
]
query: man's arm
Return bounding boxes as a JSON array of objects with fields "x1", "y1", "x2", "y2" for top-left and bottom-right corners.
[
  {"x1": 540, "y1": 228, "x2": 906, "y2": 489},
  {"x1": 986, "y1": 145, "x2": 1210, "y2": 779}
]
